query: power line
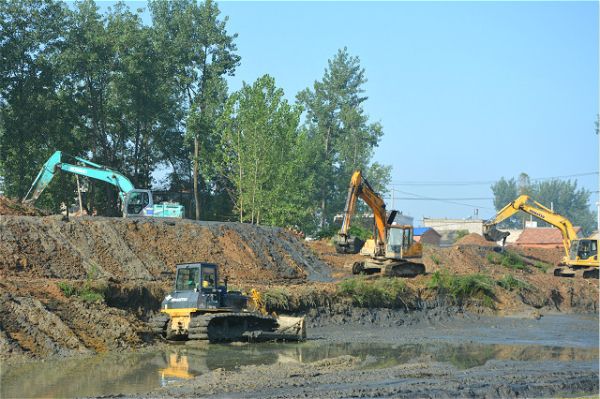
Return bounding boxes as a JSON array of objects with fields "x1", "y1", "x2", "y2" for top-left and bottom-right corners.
[
  {"x1": 389, "y1": 171, "x2": 599, "y2": 186},
  {"x1": 389, "y1": 188, "x2": 495, "y2": 211},
  {"x1": 387, "y1": 197, "x2": 493, "y2": 201}
]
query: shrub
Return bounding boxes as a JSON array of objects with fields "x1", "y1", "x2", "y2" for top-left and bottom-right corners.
[
  {"x1": 315, "y1": 226, "x2": 339, "y2": 240},
  {"x1": 57, "y1": 282, "x2": 77, "y2": 297},
  {"x1": 56, "y1": 281, "x2": 105, "y2": 303},
  {"x1": 497, "y1": 274, "x2": 531, "y2": 291},
  {"x1": 427, "y1": 270, "x2": 495, "y2": 308},
  {"x1": 487, "y1": 250, "x2": 529, "y2": 272},
  {"x1": 338, "y1": 277, "x2": 406, "y2": 308},
  {"x1": 263, "y1": 287, "x2": 290, "y2": 311},
  {"x1": 79, "y1": 286, "x2": 104, "y2": 303}
]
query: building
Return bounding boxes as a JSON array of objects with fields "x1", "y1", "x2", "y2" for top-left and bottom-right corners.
[
  {"x1": 413, "y1": 227, "x2": 441, "y2": 246},
  {"x1": 422, "y1": 218, "x2": 483, "y2": 234},
  {"x1": 514, "y1": 227, "x2": 582, "y2": 249}
]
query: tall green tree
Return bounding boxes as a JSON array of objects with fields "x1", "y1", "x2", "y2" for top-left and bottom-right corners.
[
  {"x1": 217, "y1": 75, "x2": 314, "y2": 226},
  {"x1": 0, "y1": 0, "x2": 77, "y2": 208},
  {"x1": 150, "y1": 0, "x2": 240, "y2": 220},
  {"x1": 297, "y1": 47, "x2": 385, "y2": 228},
  {"x1": 491, "y1": 175, "x2": 595, "y2": 234}
]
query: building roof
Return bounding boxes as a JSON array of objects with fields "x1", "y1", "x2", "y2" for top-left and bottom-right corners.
[
  {"x1": 515, "y1": 227, "x2": 581, "y2": 245},
  {"x1": 414, "y1": 227, "x2": 440, "y2": 237}
]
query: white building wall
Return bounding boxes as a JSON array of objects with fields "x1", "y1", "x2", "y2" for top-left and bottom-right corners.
[{"x1": 422, "y1": 218, "x2": 484, "y2": 235}]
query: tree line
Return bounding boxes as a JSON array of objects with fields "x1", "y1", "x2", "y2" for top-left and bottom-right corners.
[
  {"x1": 0, "y1": 0, "x2": 390, "y2": 232},
  {"x1": 491, "y1": 173, "x2": 596, "y2": 235}
]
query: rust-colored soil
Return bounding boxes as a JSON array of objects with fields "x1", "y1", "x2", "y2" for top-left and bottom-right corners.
[
  {"x1": 0, "y1": 196, "x2": 49, "y2": 216},
  {"x1": 454, "y1": 233, "x2": 497, "y2": 247}
]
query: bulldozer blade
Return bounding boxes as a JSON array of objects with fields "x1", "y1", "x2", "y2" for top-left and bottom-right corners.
[
  {"x1": 483, "y1": 225, "x2": 510, "y2": 243},
  {"x1": 244, "y1": 316, "x2": 306, "y2": 342}
]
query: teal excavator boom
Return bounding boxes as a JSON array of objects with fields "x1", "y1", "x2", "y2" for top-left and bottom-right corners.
[{"x1": 23, "y1": 151, "x2": 184, "y2": 218}]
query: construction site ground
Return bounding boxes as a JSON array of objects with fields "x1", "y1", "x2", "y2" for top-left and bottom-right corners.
[{"x1": 0, "y1": 199, "x2": 598, "y2": 397}]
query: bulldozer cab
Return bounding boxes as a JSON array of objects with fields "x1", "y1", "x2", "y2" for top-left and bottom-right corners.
[
  {"x1": 569, "y1": 239, "x2": 598, "y2": 262},
  {"x1": 175, "y1": 263, "x2": 218, "y2": 292}
]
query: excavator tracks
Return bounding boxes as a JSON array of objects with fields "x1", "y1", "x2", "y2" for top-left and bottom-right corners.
[{"x1": 153, "y1": 312, "x2": 279, "y2": 342}]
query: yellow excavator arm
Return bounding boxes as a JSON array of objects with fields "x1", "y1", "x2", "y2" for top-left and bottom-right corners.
[
  {"x1": 338, "y1": 170, "x2": 388, "y2": 247},
  {"x1": 483, "y1": 195, "x2": 581, "y2": 261}
]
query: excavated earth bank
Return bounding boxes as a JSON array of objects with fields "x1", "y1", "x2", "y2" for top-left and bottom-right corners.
[
  {"x1": 0, "y1": 215, "x2": 598, "y2": 366},
  {"x1": 0, "y1": 215, "x2": 328, "y2": 358}
]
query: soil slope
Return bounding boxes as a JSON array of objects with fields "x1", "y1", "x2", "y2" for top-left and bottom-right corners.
[{"x1": 0, "y1": 216, "x2": 328, "y2": 358}]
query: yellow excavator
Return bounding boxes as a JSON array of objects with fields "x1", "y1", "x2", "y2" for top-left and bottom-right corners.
[
  {"x1": 334, "y1": 170, "x2": 425, "y2": 277},
  {"x1": 483, "y1": 195, "x2": 599, "y2": 279}
]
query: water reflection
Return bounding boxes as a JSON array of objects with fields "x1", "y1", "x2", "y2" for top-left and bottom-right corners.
[{"x1": 2, "y1": 341, "x2": 597, "y2": 398}]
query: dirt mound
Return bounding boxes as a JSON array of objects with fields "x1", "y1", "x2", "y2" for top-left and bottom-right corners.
[
  {"x1": 0, "y1": 216, "x2": 329, "y2": 283},
  {"x1": 0, "y1": 196, "x2": 49, "y2": 216},
  {"x1": 508, "y1": 245, "x2": 564, "y2": 266},
  {"x1": 454, "y1": 233, "x2": 496, "y2": 247}
]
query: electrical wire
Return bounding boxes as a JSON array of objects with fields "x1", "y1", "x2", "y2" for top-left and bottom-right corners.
[{"x1": 390, "y1": 171, "x2": 599, "y2": 186}]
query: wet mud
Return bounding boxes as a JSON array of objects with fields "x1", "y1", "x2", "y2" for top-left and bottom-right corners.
[{"x1": 1, "y1": 314, "x2": 597, "y2": 398}]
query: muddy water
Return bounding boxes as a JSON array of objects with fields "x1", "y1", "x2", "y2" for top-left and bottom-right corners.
[{"x1": 1, "y1": 340, "x2": 597, "y2": 398}]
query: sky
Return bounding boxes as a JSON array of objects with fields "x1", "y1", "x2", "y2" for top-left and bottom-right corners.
[{"x1": 103, "y1": 1, "x2": 599, "y2": 223}]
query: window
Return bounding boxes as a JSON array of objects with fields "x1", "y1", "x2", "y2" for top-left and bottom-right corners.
[
  {"x1": 201, "y1": 266, "x2": 216, "y2": 290},
  {"x1": 175, "y1": 267, "x2": 199, "y2": 291},
  {"x1": 127, "y1": 191, "x2": 149, "y2": 215}
]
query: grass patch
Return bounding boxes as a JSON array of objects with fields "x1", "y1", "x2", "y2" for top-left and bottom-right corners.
[
  {"x1": 497, "y1": 274, "x2": 531, "y2": 291},
  {"x1": 263, "y1": 287, "x2": 291, "y2": 310},
  {"x1": 430, "y1": 254, "x2": 441, "y2": 265},
  {"x1": 55, "y1": 281, "x2": 105, "y2": 303},
  {"x1": 427, "y1": 270, "x2": 496, "y2": 308},
  {"x1": 57, "y1": 281, "x2": 77, "y2": 297},
  {"x1": 533, "y1": 261, "x2": 551, "y2": 273},
  {"x1": 338, "y1": 277, "x2": 407, "y2": 308},
  {"x1": 79, "y1": 286, "x2": 105, "y2": 303},
  {"x1": 487, "y1": 250, "x2": 530, "y2": 272}
]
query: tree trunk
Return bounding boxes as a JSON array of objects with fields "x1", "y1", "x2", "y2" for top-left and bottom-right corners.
[
  {"x1": 320, "y1": 125, "x2": 332, "y2": 228},
  {"x1": 193, "y1": 135, "x2": 201, "y2": 220}
]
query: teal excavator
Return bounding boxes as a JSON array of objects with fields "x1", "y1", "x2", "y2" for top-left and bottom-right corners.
[{"x1": 23, "y1": 151, "x2": 184, "y2": 218}]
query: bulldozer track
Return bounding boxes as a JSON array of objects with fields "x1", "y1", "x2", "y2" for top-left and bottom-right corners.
[{"x1": 153, "y1": 312, "x2": 279, "y2": 342}]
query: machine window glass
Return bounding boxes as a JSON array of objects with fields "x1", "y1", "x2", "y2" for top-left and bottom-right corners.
[
  {"x1": 577, "y1": 240, "x2": 593, "y2": 260},
  {"x1": 127, "y1": 191, "x2": 149, "y2": 215},
  {"x1": 387, "y1": 228, "x2": 402, "y2": 253},
  {"x1": 403, "y1": 228, "x2": 411, "y2": 250},
  {"x1": 175, "y1": 267, "x2": 199, "y2": 291},
  {"x1": 201, "y1": 266, "x2": 216, "y2": 290}
]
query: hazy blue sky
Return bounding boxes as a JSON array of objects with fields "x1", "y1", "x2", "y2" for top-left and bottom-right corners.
[{"x1": 104, "y1": 1, "x2": 599, "y2": 223}]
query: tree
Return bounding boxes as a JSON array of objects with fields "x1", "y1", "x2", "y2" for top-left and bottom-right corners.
[
  {"x1": 297, "y1": 47, "x2": 385, "y2": 228},
  {"x1": 216, "y1": 75, "x2": 314, "y2": 226},
  {"x1": 491, "y1": 174, "x2": 596, "y2": 234},
  {"x1": 0, "y1": 0, "x2": 77, "y2": 208},
  {"x1": 490, "y1": 178, "x2": 519, "y2": 227},
  {"x1": 150, "y1": 0, "x2": 240, "y2": 220}
]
